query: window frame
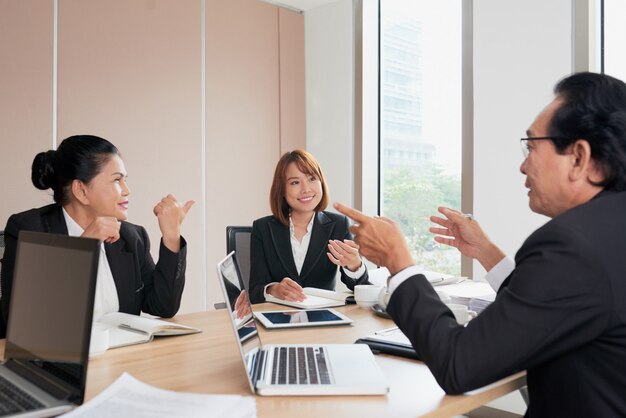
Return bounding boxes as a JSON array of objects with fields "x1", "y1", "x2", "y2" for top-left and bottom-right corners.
[{"x1": 355, "y1": 0, "x2": 474, "y2": 276}]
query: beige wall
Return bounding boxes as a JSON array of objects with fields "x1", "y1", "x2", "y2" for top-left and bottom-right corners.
[
  {"x1": 205, "y1": 0, "x2": 281, "y2": 309},
  {"x1": 57, "y1": 0, "x2": 204, "y2": 312},
  {"x1": 0, "y1": 0, "x2": 55, "y2": 219},
  {"x1": 279, "y1": 7, "x2": 306, "y2": 153},
  {"x1": 0, "y1": 0, "x2": 305, "y2": 313}
]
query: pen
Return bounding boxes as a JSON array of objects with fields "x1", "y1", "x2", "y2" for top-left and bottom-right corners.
[
  {"x1": 375, "y1": 326, "x2": 399, "y2": 336},
  {"x1": 118, "y1": 324, "x2": 148, "y2": 335}
]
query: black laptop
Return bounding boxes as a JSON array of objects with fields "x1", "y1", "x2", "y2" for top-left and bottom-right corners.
[{"x1": 0, "y1": 231, "x2": 99, "y2": 417}]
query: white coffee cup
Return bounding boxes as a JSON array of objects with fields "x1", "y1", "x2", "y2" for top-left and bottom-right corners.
[
  {"x1": 89, "y1": 323, "x2": 110, "y2": 356},
  {"x1": 378, "y1": 286, "x2": 391, "y2": 310},
  {"x1": 354, "y1": 285, "x2": 382, "y2": 309},
  {"x1": 446, "y1": 303, "x2": 477, "y2": 325}
]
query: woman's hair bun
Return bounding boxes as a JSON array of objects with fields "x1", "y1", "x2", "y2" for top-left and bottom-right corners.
[{"x1": 31, "y1": 150, "x2": 57, "y2": 190}]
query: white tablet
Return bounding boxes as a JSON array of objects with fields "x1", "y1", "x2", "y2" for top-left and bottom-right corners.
[{"x1": 253, "y1": 308, "x2": 353, "y2": 329}]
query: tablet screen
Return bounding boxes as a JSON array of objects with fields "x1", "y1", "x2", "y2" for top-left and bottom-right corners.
[
  {"x1": 255, "y1": 309, "x2": 352, "y2": 328},
  {"x1": 262, "y1": 309, "x2": 341, "y2": 324}
]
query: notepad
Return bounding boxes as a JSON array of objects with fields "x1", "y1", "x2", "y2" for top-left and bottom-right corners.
[
  {"x1": 264, "y1": 287, "x2": 351, "y2": 309},
  {"x1": 355, "y1": 326, "x2": 419, "y2": 360},
  {"x1": 97, "y1": 312, "x2": 202, "y2": 349},
  {"x1": 366, "y1": 327, "x2": 412, "y2": 348}
]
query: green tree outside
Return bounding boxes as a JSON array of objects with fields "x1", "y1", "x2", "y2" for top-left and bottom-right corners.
[{"x1": 382, "y1": 164, "x2": 461, "y2": 274}]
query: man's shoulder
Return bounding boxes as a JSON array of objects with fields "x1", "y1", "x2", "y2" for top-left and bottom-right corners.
[
  {"x1": 565, "y1": 190, "x2": 626, "y2": 218},
  {"x1": 549, "y1": 190, "x2": 626, "y2": 232},
  {"x1": 521, "y1": 191, "x2": 626, "y2": 256}
]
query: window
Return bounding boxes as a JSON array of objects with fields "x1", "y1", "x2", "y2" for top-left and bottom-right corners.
[
  {"x1": 379, "y1": 0, "x2": 464, "y2": 274},
  {"x1": 602, "y1": 0, "x2": 626, "y2": 80}
]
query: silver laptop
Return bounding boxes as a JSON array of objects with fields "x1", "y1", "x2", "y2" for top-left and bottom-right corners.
[
  {"x1": 0, "y1": 231, "x2": 99, "y2": 417},
  {"x1": 217, "y1": 252, "x2": 389, "y2": 396}
]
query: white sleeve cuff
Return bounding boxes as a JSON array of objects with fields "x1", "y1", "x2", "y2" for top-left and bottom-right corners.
[
  {"x1": 388, "y1": 265, "x2": 423, "y2": 295},
  {"x1": 263, "y1": 283, "x2": 277, "y2": 300},
  {"x1": 341, "y1": 262, "x2": 367, "y2": 279},
  {"x1": 485, "y1": 256, "x2": 515, "y2": 292}
]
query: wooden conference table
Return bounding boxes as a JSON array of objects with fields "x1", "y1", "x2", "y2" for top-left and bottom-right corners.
[{"x1": 0, "y1": 303, "x2": 525, "y2": 418}]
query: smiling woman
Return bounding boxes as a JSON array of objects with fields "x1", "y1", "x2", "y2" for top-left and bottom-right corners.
[
  {"x1": 0, "y1": 135, "x2": 194, "y2": 337},
  {"x1": 248, "y1": 150, "x2": 370, "y2": 304}
]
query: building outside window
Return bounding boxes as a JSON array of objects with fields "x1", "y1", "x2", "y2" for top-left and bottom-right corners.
[{"x1": 379, "y1": 0, "x2": 463, "y2": 274}]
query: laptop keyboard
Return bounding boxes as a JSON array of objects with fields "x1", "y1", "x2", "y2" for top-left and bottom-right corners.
[
  {"x1": 271, "y1": 346, "x2": 331, "y2": 385},
  {"x1": 0, "y1": 374, "x2": 45, "y2": 414}
]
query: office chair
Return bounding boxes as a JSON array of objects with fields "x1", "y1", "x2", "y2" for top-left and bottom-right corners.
[
  {"x1": 226, "y1": 226, "x2": 253, "y2": 290},
  {"x1": 0, "y1": 230, "x2": 4, "y2": 299},
  {"x1": 214, "y1": 226, "x2": 253, "y2": 310},
  {"x1": 0, "y1": 230, "x2": 4, "y2": 337}
]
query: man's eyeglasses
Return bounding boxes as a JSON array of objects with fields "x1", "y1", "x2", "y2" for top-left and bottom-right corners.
[{"x1": 520, "y1": 137, "x2": 569, "y2": 159}]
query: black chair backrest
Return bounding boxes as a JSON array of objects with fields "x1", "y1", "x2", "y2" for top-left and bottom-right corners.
[
  {"x1": 0, "y1": 230, "x2": 4, "y2": 299},
  {"x1": 226, "y1": 226, "x2": 253, "y2": 291}
]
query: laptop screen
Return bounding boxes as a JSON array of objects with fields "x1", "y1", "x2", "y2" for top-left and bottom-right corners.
[
  {"x1": 217, "y1": 252, "x2": 262, "y2": 390},
  {"x1": 5, "y1": 231, "x2": 99, "y2": 403}
]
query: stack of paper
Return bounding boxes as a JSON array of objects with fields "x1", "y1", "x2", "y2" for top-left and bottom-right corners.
[
  {"x1": 61, "y1": 373, "x2": 256, "y2": 418},
  {"x1": 442, "y1": 281, "x2": 496, "y2": 314},
  {"x1": 469, "y1": 293, "x2": 495, "y2": 314}
]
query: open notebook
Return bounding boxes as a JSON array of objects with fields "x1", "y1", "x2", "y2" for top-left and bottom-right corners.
[
  {"x1": 264, "y1": 288, "x2": 351, "y2": 309},
  {"x1": 96, "y1": 312, "x2": 201, "y2": 349}
]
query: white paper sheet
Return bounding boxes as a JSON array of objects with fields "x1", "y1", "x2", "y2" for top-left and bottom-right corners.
[{"x1": 61, "y1": 373, "x2": 256, "y2": 418}]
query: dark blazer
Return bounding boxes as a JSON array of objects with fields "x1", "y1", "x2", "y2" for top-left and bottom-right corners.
[
  {"x1": 0, "y1": 204, "x2": 186, "y2": 337},
  {"x1": 249, "y1": 211, "x2": 369, "y2": 304},
  {"x1": 387, "y1": 190, "x2": 626, "y2": 417}
]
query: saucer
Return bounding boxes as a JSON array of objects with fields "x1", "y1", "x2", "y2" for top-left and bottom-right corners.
[{"x1": 371, "y1": 304, "x2": 391, "y2": 319}]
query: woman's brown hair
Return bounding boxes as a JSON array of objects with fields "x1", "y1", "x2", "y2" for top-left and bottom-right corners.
[{"x1": 270, "y1": 150, "x2": 329, "y2": 225}]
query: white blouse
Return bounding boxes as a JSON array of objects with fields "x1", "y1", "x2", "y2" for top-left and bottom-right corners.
[
  {"x1": 62, "y1": 209, "x2": 119, "y2": 321},
  {"x1": 289, "y1": 213, "x2": 316, "y2": 275}
]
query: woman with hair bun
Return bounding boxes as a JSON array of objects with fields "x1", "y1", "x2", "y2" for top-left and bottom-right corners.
[{"x1": 0, "y1": 135, "x2": 194, "y2": 337}]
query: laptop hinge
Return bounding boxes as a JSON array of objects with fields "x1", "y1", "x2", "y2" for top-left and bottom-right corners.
[{"x1": 6, "y1": 359, "x2": 76, "y2": 402}]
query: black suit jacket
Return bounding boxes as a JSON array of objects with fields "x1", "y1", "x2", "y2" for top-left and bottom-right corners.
[
  {"x1": 0, "y1": 204, "x2": 186, "y2": 337},
  {"x1": 249, "y1": 211, "x2": 369, "y2": 304},
  {"x1": 387, "y1": 190, "x2": 626, "y2": 417}
]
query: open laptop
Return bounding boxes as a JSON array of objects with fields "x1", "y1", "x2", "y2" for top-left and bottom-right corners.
[
  {"x1": 0, "y1": 231, "x2": 99, "y2": 417},
  {"x1": 217, "y1": 252, "x2": 389, "y2": 396}
]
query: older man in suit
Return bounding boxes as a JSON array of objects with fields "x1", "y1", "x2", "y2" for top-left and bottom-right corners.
[{"x1": 336, "y1": 72, "x2": 626, "y2": 417}]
